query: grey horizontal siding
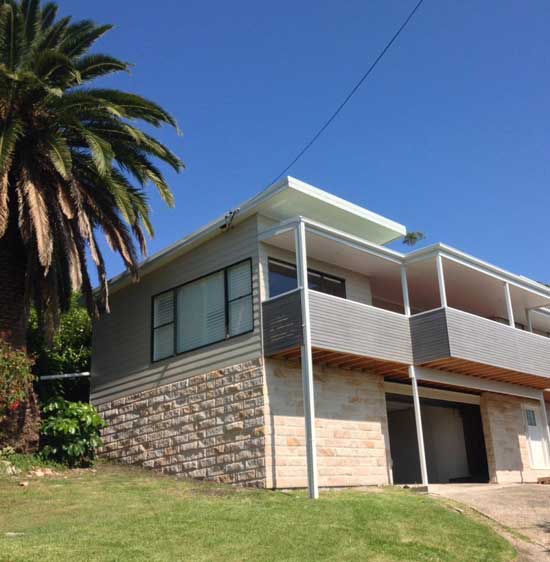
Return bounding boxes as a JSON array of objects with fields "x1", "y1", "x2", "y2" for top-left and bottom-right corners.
[
  {"x1": 409, "y1": 306, "x2": 550, "y2": 380},
  {"x1": 308, "y1": 291, "x2": 412, "y2": 364},
  {"x1": 410, "y1": 308, "x2": 450, "y2": 364},
  {"x1": 91, "y1": 216, "x2": 262, "y2": 405},
  {"x1": 262, "y1": 290, "x2": 303, "y2": 355},
  {"x1": 446, "y1": 307, "x2": 550, "y2": 379}
]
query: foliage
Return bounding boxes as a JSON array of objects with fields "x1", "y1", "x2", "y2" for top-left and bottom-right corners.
[
  {"x1": 402, "y1": 231, "x2": 426, "y2": 246},
  {"x1": 0, "y1": 0, "x2": 183, "y2": 338},
  {"x1": 0, "y1": 339, "x2": 34, "y2": 422},
  {"x1": 28, "y1": 294, "x2": 91, "y2": 376},
  {"x1": 40, "y1": 398, "x2": 105, "y2": 467},
  {"x1": 0, "y1": 464, "x2": 516, "y2": 562}
]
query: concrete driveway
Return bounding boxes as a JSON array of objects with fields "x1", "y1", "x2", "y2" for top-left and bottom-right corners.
[{"x1": 430, "y1": 483, "x2": 550, "y2": 560}]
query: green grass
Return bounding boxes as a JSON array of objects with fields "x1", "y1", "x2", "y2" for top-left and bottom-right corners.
[
  {"x1": 0, "y1": 452, "x2": 65, "y2": 474},
  {"x1": 0, "y1": 463, "x2": 516, "y2": 562}
]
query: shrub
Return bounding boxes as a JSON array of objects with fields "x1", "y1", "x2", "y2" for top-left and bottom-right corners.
[
  {"x1": 41, "y1": 399, "x2": 106, "y2": 467},
  {"x1": 0, "y1": 340, "x2": 35, "y2": 423}
]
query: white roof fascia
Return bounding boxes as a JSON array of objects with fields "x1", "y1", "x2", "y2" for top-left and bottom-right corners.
[
  {"x1": 301, "y1": 217, "x2": 405, "y2": 264},
  {"x1": 285, "y1": 177, "x2": 407, "y2": 238},
  {"x1": 107, "y1": 176, "x2": 405, "y2": 294},
  {"x1": 259, "y1": 216, "x2": 405, "y2": 264},
  {"x1": 107, "y1": 177, "x2": 293, "y2": 294}
]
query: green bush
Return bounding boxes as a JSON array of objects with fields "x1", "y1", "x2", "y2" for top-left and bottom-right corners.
[
  {"x1": 28, "y1": 294, "x2": 92, "y2": 377},
  {"x1": 0, "y1": 340, "x2": 35, "y2": 423},
  {"x1": 41, "y1": 399, "x2": 106, "y2": 467}
]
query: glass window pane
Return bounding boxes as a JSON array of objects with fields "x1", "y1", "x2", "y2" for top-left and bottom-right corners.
[
  {"x1": 228, "y1": 295, "x2": 253, "y2": 336},
  {"x1": 153, "y1": 324, "x2": 174, "y2": 361},
  {"x1": 526, "y1": 409, "x2": 537, "y2": 427},
  {"x1": 228, "y1": 261, "x2": 252, "y2": 300},
  {"x1": 153, "y1": 291, "x2": 174, "y2": 327},
  {"x1": 322, "y1": 275, "x2": 346, "y2": 298},
  {"x1": 177, "y1": 271, "x2": 225, "y2": 352},
  {"x1": 307, "y1": 271, "x2": 323, "y2": 292},
  {"x1": 268, "y1": 260, "x2": 297, "y2": 297}
]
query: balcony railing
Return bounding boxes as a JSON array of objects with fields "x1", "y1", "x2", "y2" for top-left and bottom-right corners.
[
  {"x1": 263, "y1": 292, "x2": 550, "y2": 382},
  {"x1": 263, "y1": 290, "x2": 412, "y2": 365},
  {"x1": 410, "y1": 307, "x2": 550, "y2": 380}
]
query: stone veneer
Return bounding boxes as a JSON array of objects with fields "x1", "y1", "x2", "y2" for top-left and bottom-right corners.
[
  {"x1": 481, "y1": 392, "x2": 550, "y2": 483},
  {"x1": 263, "y1": 359, "x2": 392, "y2": 488},
  {"x1": 97, "y1": 359, "x2": 266, "y2": 487}
]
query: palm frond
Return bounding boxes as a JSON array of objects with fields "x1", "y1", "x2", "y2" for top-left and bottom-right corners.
[
  {"x1": 75, "y1": 54, "x2": 129, "y2": 81},
  {"x1": 0, "y1": 0, "x2": 183, "y2": 339},
  {"x1": 19, "y1": 171, "x2": 53, "y2": 270}
]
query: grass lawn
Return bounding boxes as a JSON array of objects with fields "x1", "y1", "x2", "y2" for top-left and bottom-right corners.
[{"x1": 0, "y1": 463, "x2": 516, "y2": 562}]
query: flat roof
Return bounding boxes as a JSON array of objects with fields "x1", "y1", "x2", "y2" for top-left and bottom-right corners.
[{"x1": 107, "y1": 176, "x2": 406, "y2": 294}]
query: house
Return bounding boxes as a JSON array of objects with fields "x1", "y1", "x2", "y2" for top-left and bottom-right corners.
[{"x1": 92, "y1": 177, "x2": 550, "y2": 496}]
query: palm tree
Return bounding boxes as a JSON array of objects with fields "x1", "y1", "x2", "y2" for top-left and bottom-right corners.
[{"x1": 0, "y1": 0, "x2": 183, "y2": 350}]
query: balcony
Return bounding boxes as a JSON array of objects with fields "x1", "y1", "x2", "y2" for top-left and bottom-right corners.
[
  {"x1": 411, "y1": 306, "x2": 550, "y2": 388},
  {"x1": 263, "y1": 289, "x2": 412, "y2": 375},
  {"x1": 260, "y1": 217, "x2": 550, "y2": 389}
]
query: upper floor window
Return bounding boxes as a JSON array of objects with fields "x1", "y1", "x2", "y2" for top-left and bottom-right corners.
[
  {"x1": 267, "y1": 258, "x2": 346, "y2": 299},
  {"x1": 152, "y1": 259, "x2": 253, "y2": 362}
]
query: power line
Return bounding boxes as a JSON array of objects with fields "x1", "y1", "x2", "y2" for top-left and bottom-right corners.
[{"x1": 267, "y1": 0, "x2": 425, "y2": 186}]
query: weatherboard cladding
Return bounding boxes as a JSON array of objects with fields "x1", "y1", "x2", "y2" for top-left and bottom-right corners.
[
  {"x1": 91, "y1": 216, "x2": 262, "y2": 405},
  {"x1": 308, "y1": 291, "x2": 413, "y2": 365},
  {"x1": 410, "y1": 308, "x2": 451, "y2": 364}
]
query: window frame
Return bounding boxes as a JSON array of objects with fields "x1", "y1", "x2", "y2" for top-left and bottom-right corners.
[
  {"x1": 267, "y1": 258, "x2": 347, "y2": 299},
  {"x1": 150, "y1": 258, "x2": 254, "y2": 363}
]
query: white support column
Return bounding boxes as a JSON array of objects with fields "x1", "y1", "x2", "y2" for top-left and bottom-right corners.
[
  {"x1": 435, "y1": 254, "x2": 447, "y2": 308},
  {"x1": 401, "y1": 265, "x2": 411, "y2": 316},
  {"x1": 539, "y1": 394, "x2": 550, "y2": 468},
  {"x1": 526, "y1": 309, "x2": 533, "y2": 333},
  {"x1": 409, "y1": 365, "x2": 429, "y2": 486},
  {"x1": 504, "y1": 282, "x2": 515, "y2": 327},
  {"x1": 295, "y1": 220, "x2": 319, "y2": 499}
]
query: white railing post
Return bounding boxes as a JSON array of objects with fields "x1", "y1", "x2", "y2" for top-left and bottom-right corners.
[
  {"x1": 409, "y1": 366, "x2": 429, "y2": 486},
  {"x1": 526, "y1": 309, "x2": 533, "y2": 333},
  {"x1": 435, "y1": 254, "x2": 447, "y2": 308},
  {"x1": 401, "y1": 265, "x2": 411, "y2": 316},
  {"x1": 295, "y1": 219, "x2": 319, "y2": 499},
  {"x1": 539, "y1": 394, "x2": 550, "y2": 468},
  {"x1": 504, "y1": 282, "x2": 515, "y2": 327}
]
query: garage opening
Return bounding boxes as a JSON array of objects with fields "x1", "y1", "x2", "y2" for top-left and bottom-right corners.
[{"x1": 386, "y1": 393, "x2": 489, "y2": 484}]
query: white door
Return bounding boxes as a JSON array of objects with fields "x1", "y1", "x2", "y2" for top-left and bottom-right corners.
[{"x1": 524, "y1": 407, "x2": 547, "y2": 469}]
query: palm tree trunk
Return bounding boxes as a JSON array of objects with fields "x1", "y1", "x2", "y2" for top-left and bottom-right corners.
[
  {"x1": 0, "y1": 214, "x2": 40, "y2": 453},
  {"x1": 0, "y1": 215, "x2": 27, "y2": 349}
]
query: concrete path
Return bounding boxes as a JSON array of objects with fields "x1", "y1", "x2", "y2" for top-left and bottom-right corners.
[{"x1": 430, "y1": 483, "x2": 550, "y2": 560}]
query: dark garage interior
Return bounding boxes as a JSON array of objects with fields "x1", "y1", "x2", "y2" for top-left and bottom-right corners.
[{"x1": 386, "y1": 393, "x2": 489, "y2": 484}]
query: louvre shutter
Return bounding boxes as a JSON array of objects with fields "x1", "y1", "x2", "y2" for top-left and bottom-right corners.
[
  {"x1": 227, "y1": 261, "x2": 253, "y2": 336},
  {"x1": 177, "y1": 271, "x2": 225, "y2": 352},
  {"x1": 152, "y1": 292, "x2": 174, "y2": 361}
]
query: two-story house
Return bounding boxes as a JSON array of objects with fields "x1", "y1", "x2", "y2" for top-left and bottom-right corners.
[{"x1": 92, "y1": 177, "x2": 550, "y2": 497}]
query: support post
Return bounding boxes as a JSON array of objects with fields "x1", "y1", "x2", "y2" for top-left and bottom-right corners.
[
  {"x1": 526, "y1": 309, "x2": 533, "y2": 333},
  {"x1": 435, "y1": 254, "x2": 447, "y2": 308},
  {"x1": 504, "y1": 282, "x2": 515, "y2": 327},
  {"x1": 539, "y1": 394, "x2": 550, "y2": 468},
  {"x1": 401, "y1": 265, "x2": 411, "y2": 316},
  {"x1": 295, "y1": 219, "x2": 319, "y2": 499},
  {"x1": 409, "y1": 366, "x2": 429, "y2": 486}
]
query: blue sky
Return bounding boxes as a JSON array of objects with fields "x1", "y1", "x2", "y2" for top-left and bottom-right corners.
[{"x1": 68, "y1": 0, "x2": 550, "y2": 282}]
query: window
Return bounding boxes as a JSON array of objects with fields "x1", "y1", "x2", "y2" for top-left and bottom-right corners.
[
  {"x1": 267, "y1": 259, "x2": 346, "y2": 299},
  {"x1": 526, "y1": 409, "x2": 537, "y2": 427},
  {"x1": 151, "y1": 259, "x2": 253, "y2": 361}
]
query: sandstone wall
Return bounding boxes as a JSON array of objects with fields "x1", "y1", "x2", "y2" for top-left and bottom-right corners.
[
  {"x1": 263, "y1": 359, "x2": 392, "y2": 488},
  {"x1": 97, "y1": 359, "x2": 266, "y2": 487}
]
